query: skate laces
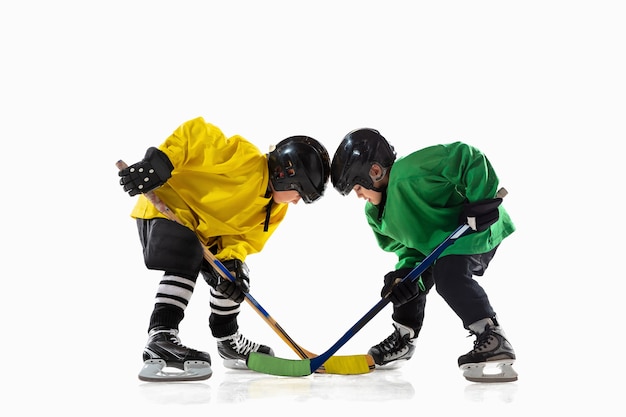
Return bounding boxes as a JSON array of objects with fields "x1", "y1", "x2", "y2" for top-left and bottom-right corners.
[
  {"x1": 469, "y1": 327, "x2": 497, "y2": 352},
  {"x1": 228, "y1": 332, "x2": 260, "y2": 355},
  {"x1": 167, "y1": 333, "x2": 185, "y2": 346},
  {"x1": 151, "y1": 329, "x2": 183, "y2": 345},
  {"x1": 376, "y1": 330, "x2": 406, "y2": 356},
  {"x1": 154, "y1": 329, "x2": 196, "y2": 351}
]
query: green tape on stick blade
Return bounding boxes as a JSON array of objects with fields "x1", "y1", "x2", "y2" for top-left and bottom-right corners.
[{"x1": 247, "y1": 353, "x2": 312, "y2": 377}]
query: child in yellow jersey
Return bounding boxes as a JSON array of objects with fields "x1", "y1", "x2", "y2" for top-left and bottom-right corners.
[{"x1": 119, "y1": 117, "x2": 330, "y2": 381}]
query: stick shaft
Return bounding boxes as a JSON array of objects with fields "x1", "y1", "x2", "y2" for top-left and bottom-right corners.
[
  {"x1": 248, "y1": 187, "x2": 509, "y2": 376},
  {"x1": 309, "y1": 223, "x2": 470, "y2": 372},
  {"x1": 310, "y1": 188, "x2": 508, "y2": 369}
]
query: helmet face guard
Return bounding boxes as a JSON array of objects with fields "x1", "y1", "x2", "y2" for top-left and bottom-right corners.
[
  {"x1": 331, "y1": 128, "x2": 396, "y2": 196},
  {"x1": 268, "y1": 136, "x2": 330, "y2": 204}
]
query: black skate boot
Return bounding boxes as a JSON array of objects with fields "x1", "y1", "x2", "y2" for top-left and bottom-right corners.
[
  {"x1": 138, "y1": 328, "x2": 213, "y2": 382},
  {"x1": 217, "y1": 331, "x2": 274, "y2": 370},
  {"x1": 367, "y1": 323, "x2": 416, "y2": 368},
  {"x1": 458, "y1": 318, "x2": 518, "y2": 383}
]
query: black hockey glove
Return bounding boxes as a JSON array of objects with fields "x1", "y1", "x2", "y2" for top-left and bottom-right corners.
[
  {"x1": 119, "y1": 147, "x2": 174, "y2": 197},
  {"x1": 462, "y1": 198, "x2": 502, "y2": 232},
  {"x1": 205, "y1": 259, "x2": 250, "y2": 303},
  {"x1": 381, "y1": 268, "x2": 424, "y2": 307}
]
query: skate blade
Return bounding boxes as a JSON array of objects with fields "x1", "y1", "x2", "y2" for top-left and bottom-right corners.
[
  {"x1": 222, "y1": 358, "x2": 250, "y2": 370},
  {"x1": 374, "y1": 359, "x2": 409, "y2": 370},
  {"x1": 460, "y1": 360, "x2": 518, "y2": 383},
  {"x1": 138, "y1": 359, "x2": 213, "y2": 382}
]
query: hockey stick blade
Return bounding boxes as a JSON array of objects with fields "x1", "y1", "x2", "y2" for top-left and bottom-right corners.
[
  {"x1": 247, "y1": 223, "x2": 472, "y2": 377},
  {"x1": 117, "y1": 159, "x2": 374, "y2": 375}
]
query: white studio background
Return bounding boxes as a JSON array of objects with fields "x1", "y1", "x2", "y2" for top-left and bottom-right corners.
[{"x1": 1, "y1": 1, "x2": 623, "y2": 416}]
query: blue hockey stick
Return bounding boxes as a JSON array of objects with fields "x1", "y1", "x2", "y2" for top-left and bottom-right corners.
[{"x1": 247, "y1": 223, "x2": 472, "y2": 376}]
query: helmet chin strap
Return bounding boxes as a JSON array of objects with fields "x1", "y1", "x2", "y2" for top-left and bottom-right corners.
[
  {"x1": 263, "y1": 198, "x2": 273, "y2": 232},
  {"x1": 376, "y1": 189, "x2": 388, "y2": 220},
  {"x1": 370, "y1": 184, "x2": 387, "y2": 192},
  {"x1": 263, "y1": 181, "x2": 273, "y2": 232}
]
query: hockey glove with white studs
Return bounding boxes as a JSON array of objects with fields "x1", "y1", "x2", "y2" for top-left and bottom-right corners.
[
  {"x1": 381, "y1": 268, "x2": 425, "y2": 306},
  {"x1": 205, "y1": 259, "x2": 250, "y2": 303},
  {"x1": 461, "y1": 198, "x2": 502, "y2": 232},
  {"x1": 119, "y1": 147, "x2": 174, "y2": 197}
]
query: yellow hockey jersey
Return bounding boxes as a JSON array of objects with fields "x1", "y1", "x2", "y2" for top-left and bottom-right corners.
[{"x1": 130, "y1": 117, "x2": 288, "y2": 262}]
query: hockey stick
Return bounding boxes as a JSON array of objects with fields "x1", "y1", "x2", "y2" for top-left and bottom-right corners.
[
  {"x1": 247, "y1": 224, "x2": 470, "y2": 376},
  {"x1": 247, "y1": 187, "x2": 509, "y2": 376},
  {"x1": 116, "y1": 160, "x2": 374, "y2": 374}
]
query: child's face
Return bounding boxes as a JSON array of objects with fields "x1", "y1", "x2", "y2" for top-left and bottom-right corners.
[
  {"x1": 273, "y1": 189, "x2": 302, "y2": 205},
  {"x1": 352, "y1": 185, "x2": 383, "y2": 205}
]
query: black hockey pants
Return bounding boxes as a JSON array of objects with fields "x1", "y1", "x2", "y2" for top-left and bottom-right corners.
[
  {"x1": 391, "y1": 246, "x2": 499, "y2": 334},
  {"x1": 137, "y1": 218, "x2": 240, "y2": 336}
]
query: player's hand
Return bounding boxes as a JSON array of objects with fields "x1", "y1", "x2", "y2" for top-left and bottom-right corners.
[
  {"x1": 462, "y1": 198, "x2": 502, "y2": 231},
  {"x1": 381, "y1": 268, "x2": 422, "y2": 306},
  {"x1": 213, "y1": 259, "x2": 250, "y2": 303},
  {"x1": 119, "y1": 147, "x2": 174, "y2": 196}
]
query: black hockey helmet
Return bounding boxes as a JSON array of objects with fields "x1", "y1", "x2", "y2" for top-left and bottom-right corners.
[
  {"x1": 268, "y1": 136, "x2": 331, "y2": 204},
  {"x1": 331, "y1": 128, "x2": 396, "y2": 195}
]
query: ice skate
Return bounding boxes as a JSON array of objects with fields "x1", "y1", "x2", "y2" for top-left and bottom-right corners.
[
  {"x1": 138, "y1": 328, "x2": 212, "y2": 382},
  {"x1": 367, "y1": 323, "x2": 416, "y2": 368},
  {"x1": 458, "y1": 318, "x2": 517, "y2": 383},
  {"x1": 217, "y1": 331, "x2": 274, "y2": 370}
]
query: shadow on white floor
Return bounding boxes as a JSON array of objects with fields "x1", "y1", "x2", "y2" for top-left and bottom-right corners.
[{"x1": 139, "y1": 368, "x2": 418, "y2": 405}]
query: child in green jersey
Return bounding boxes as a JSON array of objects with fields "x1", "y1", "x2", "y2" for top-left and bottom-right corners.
[{"x1": 330, "y1": 128, "x2": 517, "y2": 382}]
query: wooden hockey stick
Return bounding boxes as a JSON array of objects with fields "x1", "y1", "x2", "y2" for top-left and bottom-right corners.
[
  {"x1": 247, "y1": 188, "x2": 509, "y2": 376},
  {"x1": 117, "y1": 160, "x2": 374, "y2": 374}
]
